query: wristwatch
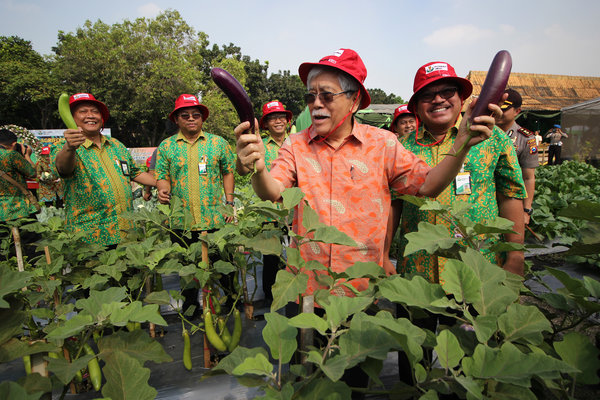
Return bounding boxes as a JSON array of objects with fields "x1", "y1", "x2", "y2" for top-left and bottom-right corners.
[
  {"x1": 225, "y1": 201, "x2": 235, "y2": 206},
  {"x1": 524, "y1": 208, "x2": 533, "y2": 215}
]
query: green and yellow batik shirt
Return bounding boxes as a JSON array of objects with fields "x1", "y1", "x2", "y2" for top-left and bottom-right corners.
[
  {"x1": 51, "y1": 136, "x2": 141, "y2": 246},
  {"x1": 262, "y1": 134, "x2": 286, "y2": 171},
  {"x1": 397, "y1": 124, "x2": 526, "y2": 283},
  {"x1": 0, "y1": 149, "x2": 37, "y2": 221},
  {"x1": 155, "y1": 131, "x2": 235, "y2": 230}
]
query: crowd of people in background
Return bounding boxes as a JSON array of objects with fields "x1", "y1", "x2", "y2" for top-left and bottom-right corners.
[{"x1": 0, "y1": 47, "x2": 569, "y2": 398}]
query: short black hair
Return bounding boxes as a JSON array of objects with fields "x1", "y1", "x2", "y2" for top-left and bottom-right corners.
[{"x1": 0, "y1": 129, "x2": 17, "y2": 145}]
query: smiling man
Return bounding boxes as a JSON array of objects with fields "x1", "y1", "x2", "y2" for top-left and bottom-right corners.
[
  {"x1": 52, "y1": 93, "x2": 156, "y2": 247},
  {"x1": 235, "y1": 49, "x2": 499, "y2": 286}
]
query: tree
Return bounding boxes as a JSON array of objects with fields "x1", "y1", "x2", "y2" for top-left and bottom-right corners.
[
  {"x1": 52, "y1": 10, "x2": 208, "y2": 146},
  {"x1": 0, "y1": 36, "x2": 59, "y2": 128},
  {"x1": 265, "y1": 71, "x2": 306, "y2": 118},
  {"x1": 367, "y1": 88, "x2": 404, "y2": 104}
]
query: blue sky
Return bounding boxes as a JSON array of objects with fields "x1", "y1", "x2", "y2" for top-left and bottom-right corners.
[{"x1": 1, "y1": 0, "x2": 598, "y2": 101}]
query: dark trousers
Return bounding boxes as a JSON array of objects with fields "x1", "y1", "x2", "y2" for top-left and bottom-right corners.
[
  {"x1": 285, "y1": 302, "x2": 369, "y2": 399},
  {"x1": 548, "y1": 144, "x2": 562, "y2": 165},
  {"x1": 262, "y1": 254, "x2": 280, "y2": 303}
]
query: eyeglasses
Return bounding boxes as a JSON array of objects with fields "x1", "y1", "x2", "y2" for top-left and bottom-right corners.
[
  {"x1": 178, "y1": 112, "x2": 203, "y2": 120},
  {"x1": 266, "y1": 114, "x2": 288, "y2": 122},
  {"x1": 419, "y1": 87, "x2": 458, "y2": 103},
  {"x1": 304, "y1": 90, "x2": 354, "y2": 105}
]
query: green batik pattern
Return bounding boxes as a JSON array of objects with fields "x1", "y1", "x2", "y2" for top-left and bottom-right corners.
[
  {"x1": 50, "y1": 136, "x2": 141, "y2": 246},
  {"x1": 397, "y1": 125, "x2": 526, "y2": 283},
  {"x1": 155, "y1": 131, "x2": 235, "y2": 230},
  {"x1": 263, "y1": 134, "x2": 284, "y2": 171},
  {"x1": 0, "y1": 149, "x2": 37, "y2": 221}
]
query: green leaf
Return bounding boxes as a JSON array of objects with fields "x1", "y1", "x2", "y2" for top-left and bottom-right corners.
[
  {"x1": 288, "y1": 312, "x2": 328, "y2": 336},
  {"x1": 0, "y1": 308, "x2": 26, "y2": 345},
  {"x1": 312, "y1": 226, "x2": 357, "y2": 247},
  {"x1": 240, "y1": 234, "x2": 282, "y2": 256},
  {"x1": 377, "y1": 275, "x2": 452, "y2": 314},
  {"x1": 302, "y1": 203, "x2": 326, "y2": 232},
  {"x1": 366, "y1": 312, "x2": 426, "y2": 364},
  {"x1": 262, "y1": 312, "x2": 297, "y2": 363},
  {"x1": 0, "y1": 381, "x2": 43, "y2": 400},
  {"x1": 0, "y1": 265, "x2": 33, "y2": 307},
  {"x1": 360, "y1": 357, "x2": 384, "y2": 386},
  {"x1": 472, "y1": 315, "x2": 497, "y2": 343},
  {"x1": 75, "y1": 287, "x2": 128, "y2": 316},
  {"x1": 440, "y1": 259, "x2": 481, "y2": 303},
  {"x1": 81, "y1": 274, "x2": 109, "y2": 290},
  {"x1": 281, "y1": 187, "x2": 304, "y2": 210},
  {"x1": 109, "y1": 301, "x2": 167, "y2": 327},
  {"x1": 321, "y1": 296, "x2": 373, "y2": 328},
  {"x1": 143, "y1": 290, "x2": 171, "y2": 305},
  {"x1": 487, "y1": 383, "x2": 537, "y2": 400},
  {"x1": 473, "y1": 217, "x2": 516, "y2": 234},
  {"x1": 208, "y1": 346, "x2": 270, "y2": 376},
  {"x1": 339, "y1": 312, "x2": 396, "y2": 368},
  {"x1": 434, "y1": 329, "x2": 464, "y2": 370},
  {"x1": 231, "y1": 353, "x2": 273, "y2": 377},
  {"x1": 418, "y1": 390, "x2": 439, "y2": 400},
  {"x1": 343, "y1": 262, "x2": 385, "y2": 280},
  {"x1": 98, "y1": 330, "x2": 172, "y2": 365},
  {"x1": 321, "y1": 354, "x2": 350, "y2": 382},
  {"x1": 554, "y1": 332, "x2": 600, "y2": 384},
  {"x1": 404, "y1": 222, "x2": 457, "y2": 256},
  {"x1": 296, "y1": 377, "x2": 351, "y2": 399},
  {"x1": 46, "y1": 354, "x2": 94, "y2": 385},
  {"x1": 101, "y1": 350, "x2": 157, "y2": 400},
  {"x1": 497, "y1": 303, "x2": 551, "y2": 345},
  {"x1": 18, "y1": 373, "x2": 52, "y2": 397},
  {"x1": 544, "y1": 267, "x2": 588, "y2": 296},
  {"x1": 286, "y1": 247, "x2": 305, "y2": 269},
  {"x1": 45, "y1": 313, "x2": 94, "y2": 340},
  {"x1": 213, "y1": 260, "x2": 237, "y2": 275},
  {"x1": 454, "y1": 376, "x2": 484, "y2": 399},
  {"x1": 583, "y1": 276, "x2": 600, "y2": 298},
  {"x1": 0, "y1": 338, "x2": 60, "y2": 363},
  {"x1": 270, "y1": 270, "x2": 308, "y2": 312}
]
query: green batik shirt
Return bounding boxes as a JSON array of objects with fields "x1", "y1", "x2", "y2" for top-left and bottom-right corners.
[
  {"x1": 0, "y1": 149, "x2": 37, "y2": 221},
  {"x1": 262, "y1": 134, "x2": 286, "y2": 170},
  {"x1": 397, "y1": 123, "x2": 526, "y2": 283},
  {"x1": 51, "y1": 136, "x2": 141, "y2": 246},
  {"x1": 155, "y1": 131, "x2": 235, "y2": 230}
]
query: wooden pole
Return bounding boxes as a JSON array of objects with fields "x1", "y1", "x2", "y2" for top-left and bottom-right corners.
[
  {"x1": 300, "y1": 295, "x2": 314, "y2": 373},
  {"x1": 144, "y1": 276, "x2": 156, "y2": 338},
  {"x1": 12, "y1": 227, "x2": 26, "y2": 291},
  {"x1": 201, "y1": 232, "x2": 211, "y2": 368}
]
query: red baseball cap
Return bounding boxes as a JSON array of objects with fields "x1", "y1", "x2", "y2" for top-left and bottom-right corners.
[
  {"x1": 168, "y1": 94, "x2": 209, "y2": 122},
  {"x1": 407, "y1": 61, "x2": 472, "y2": 112},
  {"x1": 69, "y1": 93, "x2": 110, "y2": 122},
  {"x1": 298, "y1": 48, "x2": 371, "y2": 110},
  {"x1": 41, "y1": 146, "x2": 50, "y2": 155},
  {"x1": 391, "y1": 104, "x2": 414, "y2": 129},
  {"x1": 259, "y1": 101, "x2": 293, "y2": 129}
]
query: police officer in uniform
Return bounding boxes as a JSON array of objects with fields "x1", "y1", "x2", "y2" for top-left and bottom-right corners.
[{"x1": 497, "y1": 88, "x2": 538, "y2": 225}]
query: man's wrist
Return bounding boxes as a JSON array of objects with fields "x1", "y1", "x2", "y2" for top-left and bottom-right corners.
[
  {"x1": 225, "y1": 200, "x2": 234, "y2": 206},
  {"x1": 524, "y1": 207, "x2": 533, "y2": 215}
]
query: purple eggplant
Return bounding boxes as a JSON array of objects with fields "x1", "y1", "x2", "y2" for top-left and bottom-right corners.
[
  {"x1": 210, "y1": 68, "x2": 255, "y2": 133},
  {"x1": 469, "y1": 50, "x2": 512, "y2": 122}
]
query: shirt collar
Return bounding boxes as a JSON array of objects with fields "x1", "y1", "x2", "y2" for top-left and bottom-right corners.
[
  {"x1": 416, "y1": 114, "x2": 461, "y2": 142},
  {"x1": 82, "y1": 134, "x2": 108, "y2": 149},
  {"x1": 176, "y1": 130, "x2": 205, "y2": 144}
]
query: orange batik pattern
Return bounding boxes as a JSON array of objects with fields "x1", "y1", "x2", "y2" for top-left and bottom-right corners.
[{"x1": 270, "y1": 121, "x2": 431, "y2": 297}]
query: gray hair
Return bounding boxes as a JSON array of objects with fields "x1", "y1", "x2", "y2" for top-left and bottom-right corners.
[{"x1": 306, "y1": 66, "x2": 360, "y2": 99}]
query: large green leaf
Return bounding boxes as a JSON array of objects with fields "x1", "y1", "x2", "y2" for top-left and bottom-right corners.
[
  {"x1": 459, "y1": 248, "x2": 505, "y2": 286},
  {"x1": 321, "y1": 354, "x2": 351, "y2": 382},
  {"x1": 0, "y1": 308, "x2": 26, "y2": 345},
  {"x1": 440, "y1": 259, "x2": 481, "y2": 303},
  {"x1": 101, "y1": 350, "x2": 157, "y2": 400},
  {"x1": 343, "y1": 262, "x2": 385, "y2": 280},
  {"x1": 98, "y1": 330, "x2": 172, "y2": 365},
  {"x1": 239, "y1": 234, "x2": 282, "y2": 256},
  {"x1": 544, "y1": 267, "x2": 588, "y2": 296},
  {"x1": 472, "y1": 281, "x2": 517, "y2": 317},
  {"x1": 286, "y1": 247, "x2": 305, "y2": 269},
  {"x1": 0, "y1": 381, "x2": 43, "y2": 400},
  {"x1": 462, "y1": 342, "x2": 577, "y2": 387},
  {"x1": 366, "y1": 312, "x2": 426, "y2": 364},
  {"x1": 302, "y1": 202, "x2": 326, "y2": 232},
  {"x1": 295, "y1": 377, "x2": 351, "y2": 399},
  {"x1": 0, "y1": 338, "x2": 60, "y2": 363},
  {"x1": 487, "y1": 383, "x2": 537, "y2": 400},
  {"x1": 75, "y1": 287, "x2": 128, "y2": 316},
  {"x1": 434, "y1": 329, "x2": 464, "y2": 370},
  {"x1": 583, "y1": 276, "x2": 600, "y2": 298},
  {"x1": 472, "y1": 315, "x2": 497, "y2": 343},
  {"x1": 18, "y1": 373, "x2": 52, "y2": 397},
  {"x1": 213, "y1": 260, "x2": 237, "y2": 275},
  {"x1": 554, "y1": 332, "x2": 600, "y2": 384},
  {"x1": 338, "y1": 312, "x2": 396, "y2": 368},
  {"x1": 377, "y1": 275, "x2": 453, "y2": 313},
  {"x1": 109, "y1": 301, "x2": 167, "y2": 327},
  {"x1": 44, "y1": 312, "x2": 94, "y2": 340},
  {"x1": 281, "y1": 187, "x2": 304, "y2": 210},
  {"x1": 231, "y1": 353, "x2": 273, "y2": 377},
  {"x1": 454, "y1": 376, "x2": 484, "y2": 399},
  {"x1": 473, "y1": 217, "x2": 516, "y2": 235},
  {"x1": 270, "y1": 270, "x2": 308, "y2": 312},
  {"x1": 321, "y1": 296, "x2": 373, "y2": 328},
  {"x1": 312, "y1": 226, "x2": 357, "y2": 247},
  {"x1": 46, "y1": 354, "x2": 94, "y2": 385},
  {"x1": 0, "y1": 265, "x2": 33, "y2": 308},
  {"x1": 262, "y1": 312, "x2": 297, "y2": 363},
  {"x1": 207, "y1": 346, "x2": 269, "y2": 376},
  {"x1": 403, "y1": 222, "x2": 457, "y2": 256},
  {"x1": 143, "y1": 290, "x2": 171, "y2": 305},
  {"x1": 288, "y1": 312, "x2": 328, "y2": 336},
  {"x1": 497, "y1": 303, "x2": 551, "y2": 345}
]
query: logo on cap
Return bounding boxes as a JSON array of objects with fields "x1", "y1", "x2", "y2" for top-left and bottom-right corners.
[
  {"x1": 73, "y1": 93, "x2": 91, "y2": 100},
  {"x1": 183, "y1": 95, "x2": 196, "y2": 102},
  {"x1": 267, "y1": 101, "x2": 279, "y2": 108},
  {"x1": 425, "y1": 63, "x2": 449, "y2": 74},
  {"x1": 333, "y1": 49, "x2": 344, "y2": 57}
]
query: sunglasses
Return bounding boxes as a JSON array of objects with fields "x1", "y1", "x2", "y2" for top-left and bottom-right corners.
[
  {"x1": 304, "y1": 90, "x2": 354, "y2": 105},
  {"x1": 419, "y1": 87, "x2": 459, "y2": 103},
  {"x1": 178, "y1": 112, "x2": 203, "y2": 120}
]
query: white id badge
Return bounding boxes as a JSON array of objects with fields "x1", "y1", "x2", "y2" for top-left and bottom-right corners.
[
  {"x1": 117, "y1": 160, "x2": 130, "y2": 176},
  {"x1": 198, "y1": 162, "x2": 207, "y2": 175},
  {"x1": 455, "y1": 172, "x2": 471, "y2": 195}
]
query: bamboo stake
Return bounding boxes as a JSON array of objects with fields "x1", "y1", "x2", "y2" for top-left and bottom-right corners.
[
  {"x1": 62, "y1": 347, "x2": 77, "y2": 394},
  {"x1": 201, "y1": 232, "x2": 211, "y2": 368},
  {"x1": 144, "y1": 276, "x2": 156, "y2": 338},
  {"x1": 300, "y1": 295, "x2": 314, "y2": 373},
  {"x1": 11, "y1": 227, "x2": 26, "y2": 291}
]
